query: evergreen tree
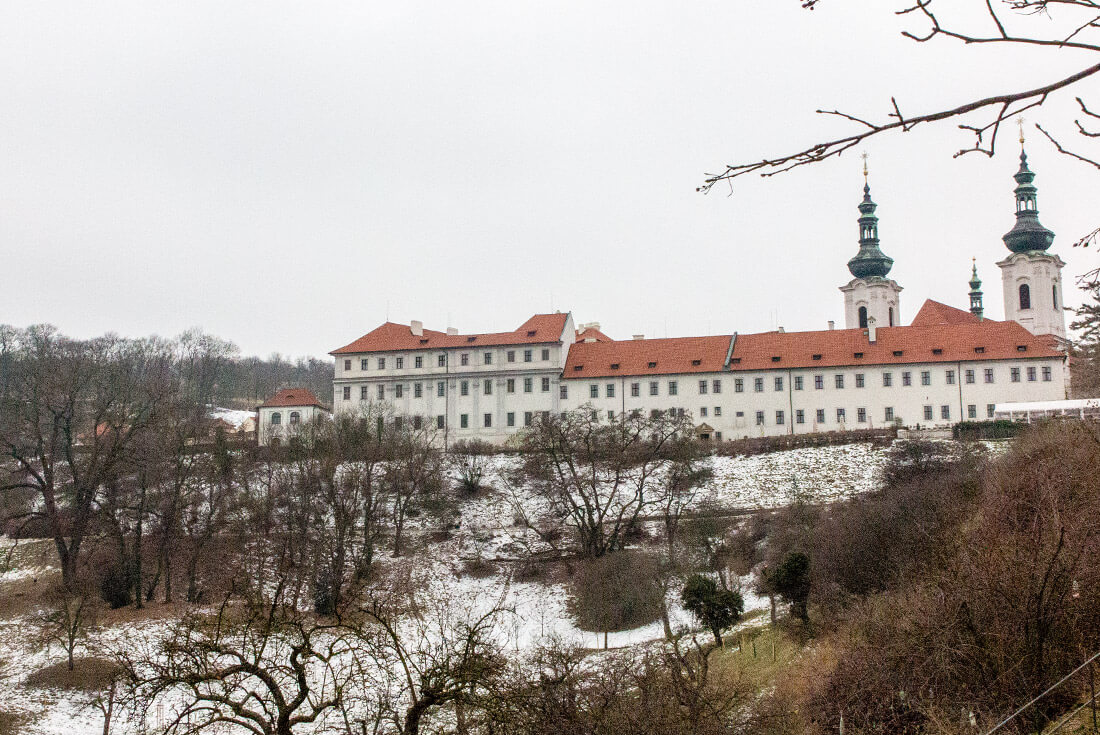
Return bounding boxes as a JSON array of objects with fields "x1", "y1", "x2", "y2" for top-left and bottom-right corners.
[{"x1": 680, "y1": 574, "x2": 743, "y2": 647}]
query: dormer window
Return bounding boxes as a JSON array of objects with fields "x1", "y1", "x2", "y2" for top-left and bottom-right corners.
[
  {"x1": 691, "y1": 359, "x2": 702, "y2": 366},
  {"x1": 770, "y1": 356, "x2": 781, "y2": 363},
  {"x1": 974, "y1": 347, "x2": 986, "y2": 354},
  {"x1": 853, "y1": 352, "x2": 864, "y2": 359},
  {"x1": 731, "y1": 357, "x2": 742, "y2": 364},
  {"x1": 812, "y1": 354, "x2": 822, "y2": 361},
  {"x1": 466, "y1": 336, "x2": 476, "y2": 343},
  {"x1": 892, "y1": 350, "x2": 903, "y2": 357},
  {"x1": 573, "y1": 365, "x2": 583, "y2": 371},
  {"x1": 648, "y1": 361, "x2": 657, "y2": 368},
  {"x1": 526, "y1": 330, "x2": 537, "y2": 337},
  {"x1": 932, "y1": 348, "x2": 943, "y2": 355},
  {"x1": 1016, "y1": 345, "x2": 1027, "y2": 352},
  {"x1": 419, "y1": 338, "x2": 429, "y2": 344},
  {"x1": 610, "y1": 363, "x2": 620, "y2": 369}
]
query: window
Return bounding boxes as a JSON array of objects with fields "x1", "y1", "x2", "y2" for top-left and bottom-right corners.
[
  {"x1": 483, "y1": 379, "x2": 492, "y2": 395},
  {"x1": 378, "y1": 358, "x2": 386, "y2": 370},
  {"x1": 668, "y1": 381, "x2": 678, "y2": 396},
  {"x1": 524, "y1": 411, "x2": 533, "y2": 427},
  {"x1": 396, "y1": 357, "x2": 404, "y2": 369},
  {"x1": 460, "y1": 353, "x2": 469, "y2": 366},
  {"x1": 941, "y1": 405, "x2": 950, "y2": 420},
  {"x1": 606, "y1": 383, "x2": 615, "y2": 398},
  {"x1": 699, "y1": 380, "x2": 708, "y2": 394},
  {"x1": 377, "y1": 385, "x2": 385, "y2": 400},
  {"x1": 590, "y1": 384, "x2": 599, "y2": 399},
  {"x1": 436, "y1": 415, "x2": 445, "y2": 429},
  {"x1": 755, "y1": 411, "x2": 765, "y2": 426},
  {"x1": 541, "y1": 348, "x2": 550, "y2": 361},
  {"x1": 902, "y1": 371, "x2": 912, "y2": 387},
  {"x1": 524, "y1": 377, "x2": 533, "y2": 393},
  {"x1": 460, "y1": 381, "x2": 469, "y2": 396},
  {"x1": 713, "y1": 380, "x2": 721, "y2": 394},
  {"x1": 437, "y1": 381, "x2": 445, "y2": 397},
  {"x1": 414, "y1": 382, "x2": 422, "y2": 398},
  {"x1": 524, "y1": 349, "x2": 533, "y2": 362},
  {"x1": 395, "y1": 384, "x2": 403, "y2": 398},
  {"x1": 344, "y1": 359, "x2": 352, "y2": 371},
  {"x1": 650, "y1": 409, "x2": 660, "y2": 419},
  {"x1": 484, "y1": 352, "x2": 492, "y2": 365},
  {"x1": 631, "y1": 382, "x2": 640, "y2": 397},
  {"x1": 857, "y1": 407, "x2": 866, "y2": 423},
  {"x1": 1027, "y1": 366, "x2": 1037, "y2": 381},
  {"x1": 271, "y1": 412, "x2": 282, "y2": 425},
  {"x1": 774, "y1": 376, "x2": 784, "y2": 391},
  {"x1": 834, "y1": 374, "x2": 845, "y2": 389},
  {"x1": 507, "y1": 412, "x2": 515, "y2": 427},
  {"x1": 923, "y1": 405, "x2": 933, "y2": 421},
  {"x1": 393, "y1": 417, "x2": 402, "y2": 430},
  {"x1": 360, "y1": 358, "x2": 368, "y2": 371},
  {"x1": 507, "y1": 350, "x2": 515, "y2": 362},
  {"x1": 795, "y1": 409, "x2": 805, "y2": 424},
  {"x1": 858, "y1": 305, "x2": 868, "y2": 328},
  {"x1": 967, "y1": 404, "x2": 977, "y2": 419},
  {"x1": 342, "y1": 386, "x2": 351, "y2": 401},
  {"x1": 1042, "y1": 366, "x2": 1052, "y2": 381},
  {"x1": 735, "y1": 378, "x2": 744, "y2": 393},
  {"x1": 794, "y1": 375, "x2": 804, "y2": 390},
  {"x1": 987, "y1": 404, "x2": 996, "y2": 418},
  {"x1": 413, "y1": 416, "x2": 422, "y2": 430},
  {"x1": 438, "y1": 354, "x2": 446, "y2": 367},
  {"x1": 700, "y1": 407, "x2": 708, "y2": 417},
  {"x1": 965, "y1": 369, "x2": 975, "y2": 384},
  {"x1": 484, "y1": 413, "x2": 492, "y2": 428},
  {"x1": 1019, "y1": 283, "x2": 1031, "y2": 310},
  {"x1": 946, "y1": 369, "x2": 956, "y2": 385},
  {"x1": 884, "y1": 406, "x2": 894, "y2": 422},
  {"x1": 506, "y1": 378, "x2": 515, "y2": 393},
  {"x1": 560, "y1": 385, "x2": 568, "y2": 399},
  {"x1": 984, "y1": 368, "x2": 994, "y2": 384},
  {"x1": 541, "y1": 411, "x2": 549, "y2": 423},
  {"x1": 360, "y1": 386, "x2": 369, "y2": 400},
  {"x1": 814, "y1": 375, "x2": 824, "y2": 390},
  {"x1": 836, "y1": 408, "x2": 846, "y2": 423},
  {"x1": 882, "y1": 372, "x2": 893, "y2": 387},
  {"x1": 754, "y1": 377, "x2": 764, "y2": 392},
  {"x1": 776, "y1": 410, "x2": 785, "y2": 425},
  {"x1": 1009, "y1": 367, "x2": 1021, "y2": 383},
  {"x1": 415, "y1": 356, "x2": 423, "y2": 369},
  {"x1": 714, "y1": 407, "x2": 722, "y2": 417},
  {"x1": 816, "y1": 409, "x2": 826, "y2": 424},
  {"x1": 460, "y1": 414, "x2": 469, "y2": 428},
  {"x1": 607, "y1": 410, "x2": 615, "y2": 421},
  {"x1": 650, "y1": 381, "x2": 659, "y2": 396},
  {"x1": 538, "y1": 377, "x2": 548, "y2": 392},
  {"x1": 287, "y1": 411, "x2": 300, "y2": 426},
  {"x1": 855, "y1": 373, "x2": 865, "y2": 388},
  {"x1": 921, "y1": 371, "x2": 931, "y2": 386}
]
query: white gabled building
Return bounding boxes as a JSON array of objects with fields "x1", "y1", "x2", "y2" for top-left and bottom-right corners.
[
  {"x1": 327, "y1": 149, "x2": 1072, "y2": 444},
  {"x1": 330, "y1": 313, "x2": 575, "y2": 445},
  {"x1": 257, "y1": 388, "x2": 331, "y2": 446}
]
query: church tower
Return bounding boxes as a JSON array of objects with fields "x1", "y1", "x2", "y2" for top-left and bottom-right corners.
[
  {"x1": 997, "y1": 141, "x2": 1066, "y2": 340},
  {"x1": 969, "y1": 259, "x2": 984, "y2": 320},
  {"x1": 840, "y1": 163, "x2": 903, "y2": 330}
]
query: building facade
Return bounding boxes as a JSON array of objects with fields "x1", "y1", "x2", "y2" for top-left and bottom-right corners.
[
  {"x1": 258, "y1": 388, "x2": 331, "y2": 446},
  {"x1": 328, "y1": 151, "x2": 1070, "y2": 444}
]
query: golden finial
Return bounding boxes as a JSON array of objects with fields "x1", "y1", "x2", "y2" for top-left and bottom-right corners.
[
  {"x1": 1017, "y1": 116, "x2": 1026, "y2": 146},
  {"x1": 861, "y1": 151, "x2": 869, "y2": 183}
]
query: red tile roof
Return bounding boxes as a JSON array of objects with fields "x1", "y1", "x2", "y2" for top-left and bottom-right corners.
[
  {"x1": 260, "y1": 388, "x2": 326, "y2": 409},
  {"x1": 910, "y1": 299, "x2": 984, "y2": 327},
  {"x1": 575, "y1": 327, "x2": 614, "y2": 343},
  {"x1": 729, "y1": 305, "x2": 1062, "y2": 372},
  {"x1": 331, "y1": 313, "x2": 570, "y2": 355},
  {"x1": 565, "y1": 336, "x2": 734, "y2": 378}
]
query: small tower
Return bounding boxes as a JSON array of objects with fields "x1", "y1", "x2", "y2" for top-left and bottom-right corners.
[
  {"x1": 997, "y1": 130, "x2": 1066, "y2": 340},
  {"x1": 840, "y1": 156, "x2": 903, "y2": 330},
  {"x1": 968, "y1": 259, "x2": 984, "y2": 320}
]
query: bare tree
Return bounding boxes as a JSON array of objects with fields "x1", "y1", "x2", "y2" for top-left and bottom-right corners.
[
  {"x1": 34, "y1": 592, "x2": 96, "y2": 672},
  {"x1": 700, "y1": 0, "x2": 1100, "y2": 216},
  {"x1": 382, "y1": 419, "x2": 444, "y2": 558}
]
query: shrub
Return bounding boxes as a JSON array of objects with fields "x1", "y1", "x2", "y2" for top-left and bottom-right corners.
[
  {"x1": 680, "y1": 574, "x2": 744, "y2": 646},
  {"x1": 99, "y1": 565, "x2": 131, "y2": 609},
  {"x1": 766, "y1": 552, "x2": 810, "y2": 622},
  {"x1": 570, "y1": 551, "x2": 664, "y2": 642}
]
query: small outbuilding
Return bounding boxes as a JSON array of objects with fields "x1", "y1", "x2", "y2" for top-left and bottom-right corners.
[{"x1": 257, "y1": 388, "x2": 330, "y2": 446}]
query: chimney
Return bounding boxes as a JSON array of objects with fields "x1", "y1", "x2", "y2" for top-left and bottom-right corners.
[
  {"x1": 410, "y1": 320, "x2": 423, "y2": 336},
  {"x1": 446, "y1": 327, "x2": 458, "y2": 336},
  {"x1": 632, "y1": 334, "x2": 645, "y2": 341},
  {"x1": 828, "y1": 320, "x2": 835, "y2": 331},
  {"x1": 867, "y1": 316, "x2": 877, "y2": 344}
]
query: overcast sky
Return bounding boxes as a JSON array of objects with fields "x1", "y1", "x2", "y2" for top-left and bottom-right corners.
[{"x1": 1, "y1": 1, "x2": 1095, "y2": 358}]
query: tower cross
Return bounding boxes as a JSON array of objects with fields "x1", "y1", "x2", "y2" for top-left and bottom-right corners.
[
  {"x1": 1017, "y1": 116, "x2": 1026, "y2": 145},
  {"x1": 861, "y1": 151, "x2": 869, "y2": 182}
]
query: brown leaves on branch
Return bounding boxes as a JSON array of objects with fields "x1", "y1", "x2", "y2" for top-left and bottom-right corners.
[{"x1": 699, "y1": 0, "x2": 1100, "y2": 193}]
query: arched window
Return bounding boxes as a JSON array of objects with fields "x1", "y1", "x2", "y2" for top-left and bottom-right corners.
[
  {"x1": 888, "y1": 307, "x2": 895, "y2": 327},
  {"x1": 1052, "y1": 285, "x2": 1058, "y2": 309},
  {"x1": 858, "y1": 306, "x2": 868, "y2": 328},
  {"x1": 289, "y1": 411, "x2": 301, "y2": 425},
  {"x1": 271, "y1": 412, "x2": 282, "y2": 425},
  {"x1": 1019, "y1": 283, "x2": 1031, "y2": 310}
]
